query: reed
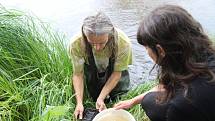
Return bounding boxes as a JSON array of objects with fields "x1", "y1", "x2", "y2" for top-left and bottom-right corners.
[{"x1": 0, "y1": 6, "x2": 74, "y2": 121}]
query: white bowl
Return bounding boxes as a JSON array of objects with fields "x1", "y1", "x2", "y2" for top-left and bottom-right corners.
[{"x1": 92, "y1": 108, "x2": 136, "y2": 121}]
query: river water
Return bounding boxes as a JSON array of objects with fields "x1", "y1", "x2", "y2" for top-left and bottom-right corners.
[{"x1": 1, "y1": 0, "x2": 215, "y2": 88}]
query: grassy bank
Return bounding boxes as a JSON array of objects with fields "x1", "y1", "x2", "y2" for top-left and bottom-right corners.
[
  {"x1": 0, "y1": 6, "x2": 156, "y2": 121},
  {"x1": 0, "y1": 6, "x2": 74, "y2": 120}
]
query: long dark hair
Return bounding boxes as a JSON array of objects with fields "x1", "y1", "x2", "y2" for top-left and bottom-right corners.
[
  {"x1": 137, "y1": 5, "x2": 215, "y2": 102},
  {"x1": 81, "y1": 26, "x2": 118, "y2": 61}
]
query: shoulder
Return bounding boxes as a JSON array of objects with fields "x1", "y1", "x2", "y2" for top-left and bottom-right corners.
[
  {"x1": 171, "y1": 78, "x2": 215, "y2": 108},
  {"x1": 115, "y1": 28, "x2": 130, "y2": 43},
  {"x1": 115, "y1": 28, "x2": 131, "y2": 49},
  {"x1": 167, "y1": 80, "x2": 215, "y2": 120},
  {"x1": 188, "y1": 77, "x2": 215, "y2": 99},
  {"x1": 68, "y1": 33, "x2": 86, "y2": 59},
  {"x1": 69, "y1": 33, "x2": 82, "y2": 46},
  {"x1": 68, "y1": 33, "x2": 83, "y2": 52}
]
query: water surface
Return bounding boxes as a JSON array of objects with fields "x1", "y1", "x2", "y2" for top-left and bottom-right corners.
[{"x1": 1, "y1": 0, "x2": 215, "y2": 87}]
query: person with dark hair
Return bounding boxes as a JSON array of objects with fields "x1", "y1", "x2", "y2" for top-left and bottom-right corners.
[
  {"x1": 114, "y1": 5, "x2": 215, "y2": 121},
  {"x1": 69, "y1": 12, "x2": 132, "y2": 119}
]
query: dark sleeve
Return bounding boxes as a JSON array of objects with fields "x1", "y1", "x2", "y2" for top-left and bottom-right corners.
[
  {"x1": 167, "y1": 104, "x2": 188, "y2": 121},
  {"x1": 167, "y1": 101, "x2": 206, "y2": 121}
]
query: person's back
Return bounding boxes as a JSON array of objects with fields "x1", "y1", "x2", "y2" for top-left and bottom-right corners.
[
  {"x1": 168, "y1": 77, "x2": 215, "y2": 121},
  {"x1": 166, "y1": 53, "x2": 215, "y2": 121}
]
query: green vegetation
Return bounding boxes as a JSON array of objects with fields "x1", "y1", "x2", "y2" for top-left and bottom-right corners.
[
  {"x1": 0, "y1": 6, "x2": 73, "y2": 120},
  {"x1": 0, "y1": 6, "x2": 154, "y2": 121}
]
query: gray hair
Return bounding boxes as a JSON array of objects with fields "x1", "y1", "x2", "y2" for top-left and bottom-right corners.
[{"x1": 83, "y1": 12, "x2": 114, "y2": 35}]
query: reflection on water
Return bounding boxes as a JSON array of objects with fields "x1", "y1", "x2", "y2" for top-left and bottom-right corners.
[{"x1": 1, "y1": 0, "x2": 215, "y2": 87}]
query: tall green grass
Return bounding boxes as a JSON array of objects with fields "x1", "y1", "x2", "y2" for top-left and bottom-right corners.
[
  {"x1": 0, "y1": 6, "x2": 74, "y2": 121},
  {"x1": 0, "y1": 6, "x2": 155, "y2": 121}
]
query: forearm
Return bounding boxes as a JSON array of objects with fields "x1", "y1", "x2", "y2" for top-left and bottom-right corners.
[
  {"x1": 72, "y1": 73, "x2": 84, "y2": 104},
  {"x1": 98, "y1": 71, "x2": 121, "y2": 100}
]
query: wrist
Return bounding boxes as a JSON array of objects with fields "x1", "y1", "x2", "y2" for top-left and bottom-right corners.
[
  {"x1": 131, "y1": 98, "x2": 138, "y2": 105},
  {"x1": 76, "y1": 100, "x2": 83, "y2": 105},
  {"x1": 97, "y1": 96, "x2": 105, "y2": 101},
  {"x1": 77, "y1": 103, "x2": 83, "y2": 107}
]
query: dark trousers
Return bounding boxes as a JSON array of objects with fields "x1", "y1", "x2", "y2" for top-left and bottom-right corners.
[{"x1": 84, "y1": 67, "x2": 130, "y2": 101}]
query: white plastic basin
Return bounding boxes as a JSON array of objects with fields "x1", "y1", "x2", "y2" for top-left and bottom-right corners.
[{"x1": 92, "y1": 108, "x2": 136, "y2": 121}]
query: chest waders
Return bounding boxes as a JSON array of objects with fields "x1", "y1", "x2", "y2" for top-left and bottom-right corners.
[{"x1": 84, "y1": 48, "x2": 130, "y2": 101}]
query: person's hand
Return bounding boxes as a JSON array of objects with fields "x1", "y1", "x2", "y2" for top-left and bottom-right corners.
[
  {"x1": 96, "y1": 98, "x2": 107, "y2": 112},
  {"x1": 113, "y1": 99, "x2": 135, "y2": 110},
  {"x1": 74, "y1": 103, "x2": 84, "y2": 120}
]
